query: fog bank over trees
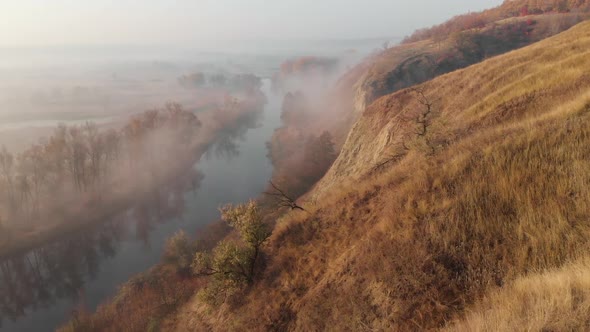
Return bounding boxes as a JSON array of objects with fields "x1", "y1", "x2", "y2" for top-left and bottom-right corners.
[{"x1": 0, "y1": 78, "x2": 267, "y2": 258}]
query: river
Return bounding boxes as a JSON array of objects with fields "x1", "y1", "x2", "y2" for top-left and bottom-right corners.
[{"x1": 0, "y1": 79, "x2": 282, "y2": 332}]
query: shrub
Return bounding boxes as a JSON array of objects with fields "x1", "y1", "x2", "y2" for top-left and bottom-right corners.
[
  {"x1": 163, "y1": 230, "x2": 194, "y2": 273},
  {"x1": 192, "y1": 201, "x2": 271, "y2": 306}
]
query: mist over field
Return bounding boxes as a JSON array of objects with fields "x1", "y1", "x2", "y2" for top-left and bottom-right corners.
[{"x1": 8, "y1": 1, "x2": 590, "y2": 332}]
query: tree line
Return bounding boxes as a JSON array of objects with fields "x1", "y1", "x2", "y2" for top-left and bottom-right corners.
[
  {"x1": 0, "y1": 176, "x2": 194, "y2": 327},
  {"x1": 0, "y1": 102, "x2": 201, "y2": 229}
]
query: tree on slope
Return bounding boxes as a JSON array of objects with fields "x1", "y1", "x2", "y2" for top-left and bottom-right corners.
[{"x1": 192, "y1": 201, "x2": 271, "y2": 305}]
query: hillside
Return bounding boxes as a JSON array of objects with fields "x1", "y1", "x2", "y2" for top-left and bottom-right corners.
[
  {"x1": 403, "y1": 0, "x2": 590, "y2": 44},
  {"x1": 317, "y1": 18, "x2": 590, "y2": 196},
  {"x1": 350, "y1": 13, "x2": 586, "y2": 116},
  {"x1": 444, "y1": 258, "x2": 590, "y2": 331},
  {"x1": 166, "y1": 21, "x2": 590, "y2": 331}
]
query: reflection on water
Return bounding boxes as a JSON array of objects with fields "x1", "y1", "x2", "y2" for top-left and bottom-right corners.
[
  {"x1": 0, "y1": 167, "x2": 201, "y2": 328},
  {"x1": 205, "y1": 108, "x2": 263, "y2": 161},
  {"x1": 0, "y1": 221, "x2": 123, "y2": 327},
  {"x1": 0, "y1": 79, "x2": 279, "y2": 332}
]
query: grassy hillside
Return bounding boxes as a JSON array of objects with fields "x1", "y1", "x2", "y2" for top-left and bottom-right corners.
[
  {"x1": 403, "y1": 0, "x2": 590, "y2": 43},
  {"x1": 445, "y1": 258, "x2": 590, "y2": 331},
  {"x1": 351, "y1": 13, "x2": 586, "y2": 115},
  {"x1": 167, "y1": 21, "x2": 590, "y2": 331},
  {"x1": 318, "y1": 18, "x2": 590, "y2": 195}
]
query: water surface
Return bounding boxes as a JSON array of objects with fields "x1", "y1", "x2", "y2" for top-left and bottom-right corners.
[{"x1": 0, "y1": 79, "x2": 281, "y2": 332}]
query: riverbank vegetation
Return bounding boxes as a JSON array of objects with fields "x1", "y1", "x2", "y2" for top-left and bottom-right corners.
[
  {"x1": 0, "y1": 82, "x2": 266, "y2": 259},
  {"x1": 62, "y1": 259, "x2": 201, "y2": 332},
  {"x1": 59, "y1": 200, "x2": 273, "y2": 332},
  {"x1": 266, "y1": 91, "x2": 338, "y2": 199},
  {"x1": 0, "y1": 103, "x2": 200, "y2": 256},
  {"x1": 0, "y1": 154, "x2": 210, "y2": 327}
]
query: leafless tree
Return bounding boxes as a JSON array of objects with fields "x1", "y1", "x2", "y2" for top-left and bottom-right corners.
[
  {"x1": 264, "y1": 181, "x2": 306, "y2": 212},
  {"x1": 65, "y1": 127, "x2": 89, "y2": 192},
  {"x1": 84, "y1": 122, "x2": 106, "y2": 186},
  {"x1": 0, "y1": 147, "x2": 16, "y2": 212}
]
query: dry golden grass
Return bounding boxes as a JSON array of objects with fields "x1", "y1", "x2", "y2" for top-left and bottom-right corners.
[
  {"x1": 165, "y1": 22, "x2": 590, "y2": 331},
  {"x1": 318, "y1": 20, "x2": 590, "y2": 195},
  {"x1": 444, "y1": 258, "x2": 590, "y2": 332},
  {"x1": 352, "y1": 13, "x2": 585, "y2": 117},
  {"x1": 58, "y1": 265, "x2": 200, "y2": 332}
]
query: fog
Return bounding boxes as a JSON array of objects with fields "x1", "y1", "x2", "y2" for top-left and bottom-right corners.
[
  {"x1": 0, "y1": 2, "x2": 398, "y2": 262},
  {"x1": 1, "y1": 1, "x2": 501, "y2": 47},
  {"x1": 0, "y1": 0, "x2": 505, "y2": 142},
  {"x1": 0, "y1": 1, "x2": 508, "y2": 330},
  {"x1": 0, "y1": 31, "x2": 369, "y2": 328}
]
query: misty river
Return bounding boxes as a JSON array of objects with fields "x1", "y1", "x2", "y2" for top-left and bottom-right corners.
[{"x1": 0, "y1": 79, "x2": 282, "y2": 332}]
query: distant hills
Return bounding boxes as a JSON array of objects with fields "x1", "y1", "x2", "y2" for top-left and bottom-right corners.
[{"x1": 404, "y1": 0, "x2": 590, "y2": 43}]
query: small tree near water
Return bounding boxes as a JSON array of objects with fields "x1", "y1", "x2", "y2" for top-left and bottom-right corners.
[
  {"x1": 192, "y1": 201, "x2": 271, "y2": 305},
  {"x1": 163, "y1": 230, "x2": 195, "y2": 274}
]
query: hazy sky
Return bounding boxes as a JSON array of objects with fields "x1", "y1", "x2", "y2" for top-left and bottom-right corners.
[{"x1": 0, "y1": 0, "x2": 502, "y2": 47}]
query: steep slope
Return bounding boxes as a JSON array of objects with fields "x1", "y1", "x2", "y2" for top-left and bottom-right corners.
[
  {"x1": 351, "y1": 13, "x2": 586, "y2": 116},
  {"x1": 316, "y1": 19, "x2": 590, "y2": 197},
  {"x1": 171, "y1": 21, "x2": 590, "y2": 331},
  {"x1": 444, "y1": 258, "x2": 590, "y2": 331},
  {"x1": 404, "y1": 0, "x2": 590, "y2": 43}
]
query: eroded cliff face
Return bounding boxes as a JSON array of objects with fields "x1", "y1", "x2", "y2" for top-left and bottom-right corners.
[
  {"x1": 310, "y1": 89, "x2": 417, "y2": 199},
  {"x1": 312, "y1": 19, "x2": 590, "y2": 199}
]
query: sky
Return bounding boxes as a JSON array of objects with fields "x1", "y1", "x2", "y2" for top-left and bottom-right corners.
[{"x1": 0, "y1": 0, "x2": 503, "y2": 47}]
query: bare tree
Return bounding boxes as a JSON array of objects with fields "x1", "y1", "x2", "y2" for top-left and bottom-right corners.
[
  {"x1": 44, "y1": 125, "x2": 68, "y2": 187},
  {"x1": 65, "y1": 127, "x2": 89, "y2": 192},
  {"x1": 18, "y1": 145, "x2": 45, "y2": 212},
  {"x1": 84, "y1": 122, "x2": 105, "y2": 186},
  {"x1": 17, "y1": 174, "x2": 32, "y2": 214},
  {"x1": 264, "y1": 181, "x2": 306, "y2": 212},
  {"x1": 0, "y1": 146, "x2": 16, "y2": 211}
]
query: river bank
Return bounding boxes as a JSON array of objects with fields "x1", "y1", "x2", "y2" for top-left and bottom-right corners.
[
  {"x1": 0, "y1": 79, "x2": 281, "y2": 332},
  {"x1": 0, "y1": 91, "x2": 266, "y2": 260}
]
